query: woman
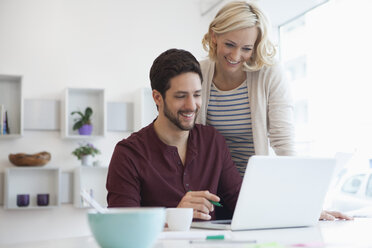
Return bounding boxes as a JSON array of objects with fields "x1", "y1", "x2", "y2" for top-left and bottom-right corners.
[
  {"x1": 197, "y1": 1, "x2": 295, "y2": 176},
  {"x1": 197, "y1": 1, "x2": 351, "y2": 221}
]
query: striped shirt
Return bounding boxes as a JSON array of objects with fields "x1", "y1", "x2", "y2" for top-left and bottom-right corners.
[{"x1": 206, "y1": 81, "x2": 255, "y2": 176}]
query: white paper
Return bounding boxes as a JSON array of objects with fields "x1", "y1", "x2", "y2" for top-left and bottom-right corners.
[{"x1": 158, "y1": 230, "x2": 232, "y2": 240}]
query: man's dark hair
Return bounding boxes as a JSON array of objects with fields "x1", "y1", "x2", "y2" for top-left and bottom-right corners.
[{"x1": 149, "y1": 48, "x2": 203, "y2": 98}]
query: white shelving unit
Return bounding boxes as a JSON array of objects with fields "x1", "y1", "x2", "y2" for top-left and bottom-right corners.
[
  {"x1": 4, "y1": 167, "x2": 61, "y2": 209},
  {"x1": 0, "y1": 74, "x2": 23, "y2": 138},
  {"x1": 133, "y1": 87, "x2": 157, "y2": 131},
  {"x1": 61, "y1": 88, "x2": 106, "y2": 139},
  {"x1": 74, "y1": 166, "x2": 108, "y2": 208}
]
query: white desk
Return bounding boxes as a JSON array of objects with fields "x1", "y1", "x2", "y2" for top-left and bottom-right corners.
[{"x1": 3, "y1": 218, "x2": 372, "y2": 248}]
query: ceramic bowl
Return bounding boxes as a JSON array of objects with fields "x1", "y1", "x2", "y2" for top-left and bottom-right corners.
[{"x1": 87, "y1": 208, "x2": 165, "y2": 248}]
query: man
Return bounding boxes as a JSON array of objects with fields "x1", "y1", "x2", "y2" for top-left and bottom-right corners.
[{"x1": 106, "y1": 49, "x2": 242, "y2": 220}]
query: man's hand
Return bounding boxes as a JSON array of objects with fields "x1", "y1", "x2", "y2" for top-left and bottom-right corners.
[
  {"x1": 319, "y1": 210, "x2": 354, "y2": 221},
  {"x1": 177, "y1": 190, "x2": 220, "y2": 220}
]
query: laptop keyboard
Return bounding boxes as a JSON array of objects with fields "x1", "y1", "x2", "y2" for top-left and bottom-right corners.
[{"x1": 211, "y1": 219, "x2": 232, "y2": 224}]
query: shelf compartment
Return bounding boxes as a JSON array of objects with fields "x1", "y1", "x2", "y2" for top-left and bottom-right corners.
[
  {"x1": 4, "y1": 167, "x2": 61, "y2": 209},
  {"x1": 74, "y1": 166, "x2": 108, "y2": 208},
  {"x1": 61, "y1": 88, "x2": 106, "y2": 139},
  {"x1": 0, "y1": 74, "x2": 23, "y2": 138}
]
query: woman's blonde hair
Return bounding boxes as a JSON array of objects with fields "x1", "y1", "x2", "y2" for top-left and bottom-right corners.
[{"x1": 202, "y1": 1, "x2": 276, "y2": 71}]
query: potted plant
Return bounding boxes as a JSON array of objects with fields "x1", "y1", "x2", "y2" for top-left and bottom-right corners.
[
  {"x1": 72, "y1": 143, "x2": 100, "y2": 166},
  {"x1": 71, "y1": 107, "x2": 93, "y2": 135}
]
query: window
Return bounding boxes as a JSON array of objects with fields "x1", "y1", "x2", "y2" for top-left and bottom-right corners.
[
  {"x1": 279, "y1": 0, "x2": 372, "y2": 157},
  {"x1": 341, "y1": 174, "x2": 365, "y2": 194},
  {"x1": 280, "y1": 0, "x2": 372, "y2": 212},
  {"x1": 365, "y1": 174, "x2": 372, "y2": 198}
]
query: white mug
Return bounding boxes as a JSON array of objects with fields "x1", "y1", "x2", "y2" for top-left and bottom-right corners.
[{"x1": 166, "y1": 208, "x2": 193, "y2": 231}]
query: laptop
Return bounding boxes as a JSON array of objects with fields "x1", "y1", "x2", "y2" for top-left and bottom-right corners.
[{"x1": 191, "y1": 155, "x2": 336, "y2": 230}]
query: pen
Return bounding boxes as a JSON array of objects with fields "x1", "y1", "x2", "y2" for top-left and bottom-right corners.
[
  {"x1": 206, "y1": 235, "x2": 224, "y2": 240},
  {"x1": 209, "y1": 200, "x2": 223, "y2": 207},
  {"x1": 188, "y1": 191, "x2": 223, "y2": 207}
]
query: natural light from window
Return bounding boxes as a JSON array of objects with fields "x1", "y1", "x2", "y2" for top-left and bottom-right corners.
[{"x1": 280, "y1": 0, "x2": 372, "y2": 213}]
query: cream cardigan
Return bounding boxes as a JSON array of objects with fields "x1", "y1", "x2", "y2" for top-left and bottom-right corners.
[{"x1": 196, "y1": 59, "x2": 296, "y2": 156}]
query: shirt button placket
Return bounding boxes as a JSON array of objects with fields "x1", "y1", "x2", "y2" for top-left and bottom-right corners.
[{"x1": 183, "y1": 170, "x2": 189, "y2": 190}]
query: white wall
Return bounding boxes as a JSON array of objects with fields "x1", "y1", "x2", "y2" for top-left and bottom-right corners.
[{"x1": 0, "y1": 0, "x2": 214, "y2": 244}]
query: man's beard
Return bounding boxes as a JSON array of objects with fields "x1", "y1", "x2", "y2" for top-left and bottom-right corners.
[{"x1": 163, "y1": 100, "x2": 197, "y2": 131}]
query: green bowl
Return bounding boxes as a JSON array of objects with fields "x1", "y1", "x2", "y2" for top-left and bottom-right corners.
[{"x1": 88, "y1": 208, "x2": 165, "y2": 248}]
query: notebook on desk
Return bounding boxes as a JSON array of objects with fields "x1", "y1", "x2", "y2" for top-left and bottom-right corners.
[{"x1": 191, "y1": 155, "x2": 336, "y2": 231}]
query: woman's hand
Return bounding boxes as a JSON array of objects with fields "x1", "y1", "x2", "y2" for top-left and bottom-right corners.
[
  {"x1": 319, "y1": 210, "x2": 354, "y2": 221},
  {"x1": 177, "y1": 190, "x2": 220, "y2": 220}
]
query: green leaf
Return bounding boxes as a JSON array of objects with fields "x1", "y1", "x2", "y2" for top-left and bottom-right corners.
[
  {"x1": 85, "y1": 107, "x2": 93, "y2": 118},
  {"x1": 71, "y1": 111, "x2": 84, "y2": 117},
  {"x1": 73, "y1": 121, "x2": 83, "y2": 130}
]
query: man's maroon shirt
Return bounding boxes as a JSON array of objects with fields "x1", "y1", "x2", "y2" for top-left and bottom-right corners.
[{"x1": 106, "y1": 122, "x2": 242, "y2": 220}]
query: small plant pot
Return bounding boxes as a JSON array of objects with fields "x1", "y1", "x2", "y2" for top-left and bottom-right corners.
[
  {"x1": 81, "y1": 155, "x2": 93, "y2": 166},
  {"x1": 78, "y1": 124, "x2": 93, "y2": 135}
]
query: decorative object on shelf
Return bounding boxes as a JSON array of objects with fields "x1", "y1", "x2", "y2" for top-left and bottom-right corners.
[
  {"x1": 37, "y1": 193, "x2": 49, "y2": 206},
  {"x1": 72, "y1": 142, "x2": 100, "y2": 166},
  {"x1": 5, "y1": 110, "x2": 9, "y2": 134},
  {"x1": 8, "y1": 151, "x2": 51, "y2": 166},
  {"x1": 0, "y1": 104, "x2": 3, "y2": 135},
  {"x1": 78, "y1": 123, "x2": 93, "y2": 135},
  {"x1": 0, "y1": 104, "x2": 10, "y2": 135},
  {"x1": 16, "y1": 194, "x2": 30, "y2": 207},
  {"x1": 81, "y1": 155, "x2": 93, "y2": 166},
  {"x1": 71, "y1": 107, "x2": 93, "y2": 135}
]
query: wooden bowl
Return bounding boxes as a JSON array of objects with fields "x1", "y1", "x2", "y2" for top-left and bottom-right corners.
[{"x1": 9, "y1": 151, "x2": 51, "y2": 167}]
